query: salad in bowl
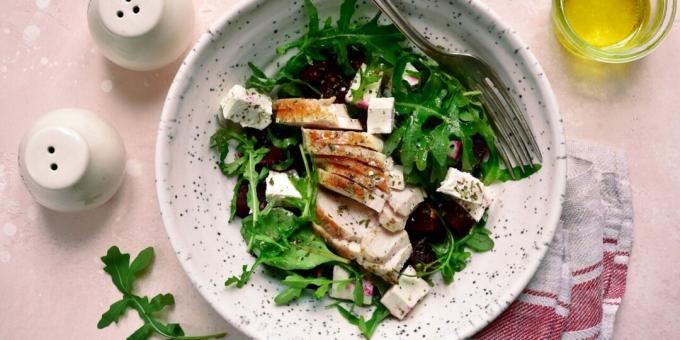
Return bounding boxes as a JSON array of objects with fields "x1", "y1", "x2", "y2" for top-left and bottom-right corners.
[{"x1": 209, "y1": 0, "x2": 539, "y2": 337}]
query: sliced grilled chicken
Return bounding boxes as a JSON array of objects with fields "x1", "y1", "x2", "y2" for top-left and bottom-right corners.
[
  {"x1": 358, "y1": 245, "x2": 412, "y2": 284},
  {"x1": 273, "y1": 98, "x2": 361, "y2": 131},
  {"x1": 312, "y1": 224, "x2": 362, "y2": 260},
  {"x1": 315, "y1": 189, "x2": 376, "y2": 243},
  {"x1": 302, "y1": 128, "x2": 384, "y2": 152},
  {"x1": 316, "y1": 156, "x2": 388, "y2": 181},
  {"x1": 388, "y1": 185, "x2": 426, "y2": 216},
  {"x1": 378, "y1": 205, "x2": 408, "y2": 232},
  {"x1": 360, "y1": 228, "x2": 411, "y2": 263},
  {"x1": 318, "y1": 169, "x2": 387, "y2": 212},
  {"x1": 315, "y1": 190, "x2": 413, "y2": 283},
  {"x1": 305, "y1": 143, "x2": 388, "y2": 170},
  {"x1": 316, "y1": 159, "x2": 389, "y2": 193}
]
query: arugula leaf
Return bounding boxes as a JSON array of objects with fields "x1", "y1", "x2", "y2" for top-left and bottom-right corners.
[
  {"x1": 97, "y1": 298, "x2": 130, "y2": 329},
  {"x1": 335, "y1": 303, "x2": 391, "y2": 339},
  {"x1": 274, "y1": 287, "x2": 304, "y2": 305},
  {"x1": 98, "y1": 246, "x2": 226, "y2": 340},
  {"x1": 465, "y1": 227, "x2": 495, "y2": 252},
  {"x1": 262, "y1": 228, "x2": 348, "y2": 270}
]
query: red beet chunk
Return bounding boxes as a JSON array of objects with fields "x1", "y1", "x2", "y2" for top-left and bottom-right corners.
[
  {"x1": 320, "y1": 72, "x2": 351, "y2": 103},
  {"x1": 300, "y1": 60, "x2": 332, "y2": 86},
  {"x1": 472, "y1": 135, "x2": 489, "y2": 163},
  {"x1": 437, "y1": 198, "x2": 476, "y2": 238},
  {"x1": 235, "y1": 181, "x2": 267, "y2": 218},
  {"x1": 259, "y1": 146, "x2": 286, "y2": 168},
  {"x1": 406, "y1": 202, "x2": 444, "y2": 236},
  {"x1": 235, "y1": 182, "x2": 250, "y2": 218},
  {"x1": 408, "y1": 237, "x2": 437, "y2": 267}
]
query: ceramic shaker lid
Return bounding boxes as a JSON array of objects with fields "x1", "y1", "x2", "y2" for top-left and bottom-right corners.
[
  {"x1": 19, "y1": 108, "x2": 126, "y2": 212},
  {"x1": 87, "y1": 0, "x2": 195, "y2": 71}
]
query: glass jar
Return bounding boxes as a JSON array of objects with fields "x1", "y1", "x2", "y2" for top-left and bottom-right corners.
[{"x1": 552, "y1": 0, "x2": 677, "y2": 63}]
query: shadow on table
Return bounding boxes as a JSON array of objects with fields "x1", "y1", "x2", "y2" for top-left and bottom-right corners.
[
  {"x1": 101, "y1": 56, "x2": 186, "y2": 109},
  {"x1": 37, "y1": 181, "x2": 126, "y2": 246},
  {"x1": 553, "y1": 41, "x2": 645, "y2": 101}
]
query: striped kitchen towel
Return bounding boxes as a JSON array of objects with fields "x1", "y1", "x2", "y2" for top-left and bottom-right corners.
[{"x1": 476, "y1": 141, "x2": 634, "y2": 340}]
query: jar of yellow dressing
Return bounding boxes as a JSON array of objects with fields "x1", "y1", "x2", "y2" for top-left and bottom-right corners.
[{"x1": 552, "y1": 0, "x2": 677, "y2": 63}]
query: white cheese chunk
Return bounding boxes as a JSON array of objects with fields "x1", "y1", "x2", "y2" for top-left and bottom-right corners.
[
  {"x1": 345, "y1": 64, "x2": 383, "y2": 109},
  {"x1": 403, "y1": 62, "x2": 420, "y2": 87},
  {"x1": 388, "y1": 186, "x2": 425, "y2": 216},
  {"x1": 380, "y1": 266, "x2": 431, "y2": 320},
  {"x1": 265, "y1": 171, "x2": 301, "y2": 199},
  {"x1": 329, "y1": 266, "x2": 373, "y2": 305},
  {"x1": 379, "y1": 206, "x2": 407, "y2": 232},
  {"x1": 388, "y1": 165, "x2": 405, "y2": 190},
  {"x1": 437, "y1": 167, "x2": 490, "y2": 205},
  {"x1": 221, "y1": 85, "x2": 272, "y2": 130},
  {"x1": 367, "y1": 97, "x2": 395, "y2": 134},
  {"x1": 437, "y1": 167, "x2": 493, "y2": 222}
]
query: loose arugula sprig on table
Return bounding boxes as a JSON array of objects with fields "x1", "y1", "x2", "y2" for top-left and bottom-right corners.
[{"x1": 97, "y1": 246, "x2": 226, "y2": 340}]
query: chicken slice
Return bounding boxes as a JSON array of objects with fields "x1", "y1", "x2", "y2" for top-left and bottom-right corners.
[
  {"x1": 314, "y1": 190, "x2": 413, "y2": 283},
  {"x1": 302, "y1": 128, "x2": 384, "y2": 152},
  {"x1": 305, "y1": 143, "x2": 388, "y2": 170},
  {"x1": 360, "y1": 228, "x2": 411, "y2": 264},
  {"x1": 358, "y1": 245, "x2": 412, "y2": 284},
  {"x1": 316, "y1": 158, "x2": 389, "y2": 193},
  {"x1": 388, "y1": 185, "x2": 426, "y2": 216},
  {"x1": 312, "y1": 224, "x2": 362, "y2": 260},
  {"x1": 315, "y1": 190, "x2": 376, "y2": 243},
  {"x1": 273, "y1": 98, "x2": 361, "y2": 131},
  {"x1": 379, "y1": 205, "x2": 408, "y2": 232},
  {"x1": 318, "y1": 169, "x2": 387, "y2": 212}
]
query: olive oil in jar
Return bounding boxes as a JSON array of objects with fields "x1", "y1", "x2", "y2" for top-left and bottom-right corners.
[{"x1": 563, "y1": 0, "x2": 647, "y2": 47}]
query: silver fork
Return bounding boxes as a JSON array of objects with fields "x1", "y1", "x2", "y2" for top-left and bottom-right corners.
[{"x1": 372, "y1": 0, "x2": 542, "y2": 178}]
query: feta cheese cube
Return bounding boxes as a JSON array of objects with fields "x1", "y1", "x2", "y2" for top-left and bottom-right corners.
[
  {"x1": 330, "y1": 266, "x2": 373, "y2": 305},
  {"x1": 380, "y1": 266, "x2": 430, "y2": 319},
  {"x1": 379, "y1": 206, "x2": 407, "y2": 232},
  {"x1": 437, "y1": 167, "x2": 493, "y2": 222},
  {"x1": 388, "y1": 164, "x2": 405, "y2": 190},
  {"x1": 388, "y1": 185, "x2": 425, "y2": 216},
  {"x1": 221, "y1": 85, "x2": 272, "y2": 130},
  {"x1": 345, "y1": 64, "x2": 383, "y2": 109},
  {"x1": 402, "y1": 62, "x2": 420, "y2": 87},
  {"x1": 437, "y1": 167, "x2": 490, "y2": 205},
  {"x1": 265, "y1": 171, "x2": 302, "y2": 199},
  {"x1": 367, "y1": 97, "x2": 395, "y2": 134}
]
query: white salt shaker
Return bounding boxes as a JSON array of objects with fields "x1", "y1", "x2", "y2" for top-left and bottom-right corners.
[
  {"x1": 87, "y1": 0, "x2": 195, "y2": 71},
  {"x1": 18, "y1": 109, "x2": 126, "y2": 212}
]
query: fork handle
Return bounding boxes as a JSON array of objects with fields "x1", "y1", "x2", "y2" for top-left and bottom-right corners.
[{"x1": 371, "y1": 0, "x2": 441, "y2": 57}]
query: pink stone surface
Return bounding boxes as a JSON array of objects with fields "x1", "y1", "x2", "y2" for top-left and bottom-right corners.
[{"x1": 0, "y1": 1, "x2": 678, "y2": 339}]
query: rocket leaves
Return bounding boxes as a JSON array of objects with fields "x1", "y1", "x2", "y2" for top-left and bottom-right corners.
[{"x1": 97, "y1": 246, "x2": 226, "y2": 340}]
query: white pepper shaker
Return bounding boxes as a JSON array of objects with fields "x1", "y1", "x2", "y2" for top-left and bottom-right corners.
[
  {"x1": 87, "y1": 0, "x2": 195, "y2": 71},
  {"x1": 18, "y1": 108, "x2": 126, "y2": 212}
]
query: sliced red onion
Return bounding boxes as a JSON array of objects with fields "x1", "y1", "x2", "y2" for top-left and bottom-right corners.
[{"x1": 448, "y1": 140, "x2": 462, "y2": 161}]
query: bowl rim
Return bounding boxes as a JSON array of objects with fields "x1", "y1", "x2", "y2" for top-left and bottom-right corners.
[
  {"x1": 155, "y1": 0, "x2": 567, "y2": 338},
  {"x1": 552, "y1": 0, "x2": 678, "y2": 63}
]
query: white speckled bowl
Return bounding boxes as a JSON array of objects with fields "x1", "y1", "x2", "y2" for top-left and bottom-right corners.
[{"x1": 156, "y1": 1, "x2": 566, "y2": 339}]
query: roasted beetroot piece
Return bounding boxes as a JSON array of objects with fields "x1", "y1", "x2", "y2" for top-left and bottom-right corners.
[
  {"x1": 259, "y1": 146, "x2": 286, "y2": 168},
  {"x1": 235, "y1": 182, "x2": 250, "y2": 218},
  {"x1": 408, "y1": 237, "x2": 437, "y2": 267},
  {"x1": 300, "y1": 60, "x2": 331, "y2": 86},
  {"x1": 437, "y1": 198, "x2": 476, "y2": 238},
  {"x1": 472, "y1": 135, "x2": 489, "y2": 163},
  {"x1": 257, "y1": 182, "x2": 267, "y2": 211},
  {"x1": 320, "y1": 72, "x2": 351, "y2": 103},
  {"x1": 406, "y1": 202, "x2": 444, "y2": 237},
  {"x1": 235, "y1": 181, "x2": 267, "y2": 218},
  {"x1": 347, "y1": 46, "x2": 367, "y2": 71}
]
